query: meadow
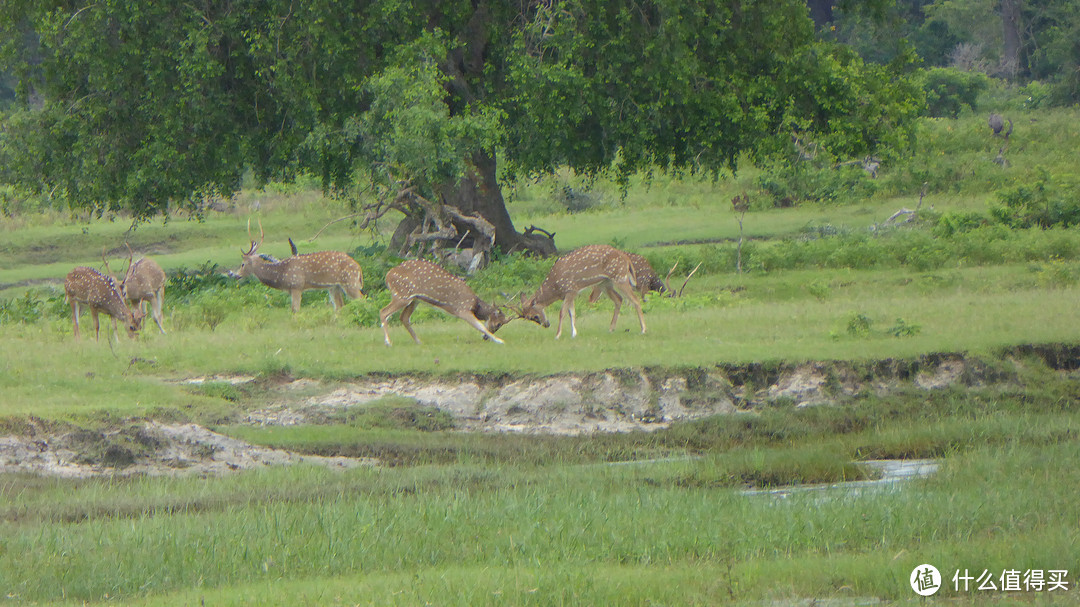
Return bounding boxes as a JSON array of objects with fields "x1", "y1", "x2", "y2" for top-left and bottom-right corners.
[{"x1": 2, "y1": 105, "x2": 1080, "y2": 605}]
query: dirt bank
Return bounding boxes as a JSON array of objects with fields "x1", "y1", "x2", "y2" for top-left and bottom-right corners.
[{"x1": 2, "y1": 345, "x2": 1077, "y2": 478}]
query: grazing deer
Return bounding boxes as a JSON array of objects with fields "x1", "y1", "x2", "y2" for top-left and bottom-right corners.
[
  {"x1": 588, "y1": 252, "x2": 665, "y2": 303},
  {"x1": 64, "y1": 266, "x2": 144, "y2": 341},
  {"x1": 518, "y1": 244, "x2": 646, "y2": 339},
  {"x1": 121, "y1": 245, "x2": 167, "y2": 334},
  {"x1": 238, "y1": 222, "x2": 364, "y2": 313},
  {"x1": 380, "y1": 259, "x2": 508, "y2": 346}
]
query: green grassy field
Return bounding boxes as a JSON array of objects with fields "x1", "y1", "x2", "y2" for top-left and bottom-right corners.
[{"x1": 2, "y1": 108, "x2": 1080, "y2": 605}]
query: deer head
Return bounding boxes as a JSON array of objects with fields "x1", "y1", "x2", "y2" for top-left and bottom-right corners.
[
  {"x1": 380, "y1": 259, "x2": 505, "y2": 345},
  {"x1": 237, "y1": 219, "x2": 364, "y2": 313},
  {"x1": 65, "y1": 266, "x2": 144, "y2": 341},
  {"x1": 518, "y1": 245, "x2": 645, "y2": 338},
  {"x1": 517, "y1": 292, "x2": 550, "y2": 328}
]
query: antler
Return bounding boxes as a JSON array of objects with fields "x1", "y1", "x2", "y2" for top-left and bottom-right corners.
[
  {"x1": 124, "y1": 242, "x2": 135, "y2": 278},
  {"x1": 244, "y1": 218, "x2": 265, "y2": 254},
  {"x1": 101, "y1": 247, "x2": 115, "y2": 278},
  {"x1": 676, "y1": 262, "x2": 702, "y2": 298},
  {"x1": 500, "y1": 291, "x2": 526, "y2": 319},
  {"x1": 662, "y1": 261, "x2": 679, "y2": 295}
]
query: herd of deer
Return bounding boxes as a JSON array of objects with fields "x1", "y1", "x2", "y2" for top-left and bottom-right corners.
[{"x1": 65, "y1": 224, "x2": 693, "y2": 345}]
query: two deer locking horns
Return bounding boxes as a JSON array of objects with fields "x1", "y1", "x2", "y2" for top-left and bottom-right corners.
[{"x1": 67, "y1": 226, "x2": 695, "y2": 345}]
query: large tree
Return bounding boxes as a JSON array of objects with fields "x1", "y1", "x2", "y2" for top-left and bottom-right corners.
[{"x1": 0, "y1": 1, "x2": 921, "y2": 255}]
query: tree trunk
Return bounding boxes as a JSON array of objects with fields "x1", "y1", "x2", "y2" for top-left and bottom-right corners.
[
  {"x1": 805, "y1": 0, "x2": 834, "y2": 31},
  {"x1": 1000, "y1": 0, "x2": 1023, "y2": 79},
  {"x1": 435, "y1": 150, "x2": 557, "y2": 257}
]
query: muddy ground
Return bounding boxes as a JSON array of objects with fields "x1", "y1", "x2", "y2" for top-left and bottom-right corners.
[{"x1": 2, "y1": 345, "x2": 1078, "y2": 478}]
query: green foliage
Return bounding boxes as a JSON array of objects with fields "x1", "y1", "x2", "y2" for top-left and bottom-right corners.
[
  {"x1": 329, "y1": 398, "x2": 458, "y2": 432},
  {"x1": 468, "y1": 251, "x2": 553, "y2": 297},
  {"x1": 0, "y1": 0, "x2": 923, "y2": 220},
  {"x1": 933, "y1": 210, "x2": 987, "y2": 237},
  {"x1": 756, "y1": 162, "x2": 879, "y2": 206},
  {"x1": 189, "y1": 381, "x2": 244, "y2": 403},
  {"x1": 1032, "y1": 257, "x2": 1080, "y2": 289},
  {"x1": 166, "y1": 263, "x2": 234, "y2": 300},
  {"x1": 340, "y1": 292, "x2": 392, "y2": 329},
  {"x1": 990, "y1": 170, "x2": 1080, "y2": 229},
  {"x1": 887, "y1": 318, "x2": 922, "y2": 338},
  {"x1": 918, "y1": 67, "x2": 988, "y2": 118},
  {"x1": 805, "y1": 281, "x2": 832, "y2": 301},
  {"x1": 845, "y1": 312, "x2": 874, "y2": 338},
  {"x1": 0, "y1": 290, "x2": 43, "y2": 324},
  {"x1": 0, "y1": 289, "x2": 67, "y2": 326},
  {"x1": 337, "y1": 32, "x2": 505, "y2": 197}
]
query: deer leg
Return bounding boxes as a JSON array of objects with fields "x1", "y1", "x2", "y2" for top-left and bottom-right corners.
[
  {"x1": 331, "y1": 287, "x2": 346, "y2": 311},
  {"x1": 399, "y1": 301, "x2": 422, "y2": 344},
  {"x1": 457, "y1": 312, "x2": 505, "y2": 344},
  {"x1": 380, "y1": 296, "x2": 410, "y2": 346},
  {"x1": 152, "y1": 293, "x2": 166, "y2": 334},
  {"x1": 71, "y1": 300, "x2": 81, "y2": 340},
  {"x1": 614, "y1": 280, "x2": 646, "y2": 334},
  {"x1": 290, "y1": 290, "x2": 302, "y2": 313},
  {"x1": 555, "y1": 296, "x2": 571, "y2": 339},
  {"x1": 90, "y1": 309, "x2": 101, "y2": 341},
  {"x1": 557, "y1": 291, "x2": 581, "y2": 339},
  {"x1": 587, "y1": 285, "x2": 604, "y2": 305},
  {"x1": 605, "y1": 284, "x2": 624, "y2": 332}
]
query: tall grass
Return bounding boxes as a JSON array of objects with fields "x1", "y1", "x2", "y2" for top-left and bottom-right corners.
[{"x1": 4, "y1": 441, "x2": 1080, "y2": 604}]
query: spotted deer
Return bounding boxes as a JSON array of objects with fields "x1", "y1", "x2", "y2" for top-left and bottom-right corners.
[
  {"x1": 518, "y1": 244, "x2": 646, "y2": 339},
  {"x1": 64, "y1": 266, "x2": 144, "y2": 341},
  {"x1": 380, "y1": 259, "x2": 508, "y2": 346},
  {"x1": 238, "y1": 222, "x2": 364, "y2": 313},
  {"x1": 121, "y1": 245, "x2": 167, "y2": 334},
  {"x1": 588, "y1": 252, "x2": 665, "y2": 303}
]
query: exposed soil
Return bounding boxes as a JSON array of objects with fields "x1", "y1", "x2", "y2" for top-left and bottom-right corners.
[
  {"x1": 0, "y1": 420, "x2": 374, "y2": 479},
  {"x1": 2, "y1": 345, "x2": 1077, "y2": 478}
]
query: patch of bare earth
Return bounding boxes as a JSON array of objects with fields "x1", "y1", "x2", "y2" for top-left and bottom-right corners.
[
  {"x1": 0, "y1": 421, "x2": 375, "y2": 479},
  {"x1": 3, "y1": 348, "x2": 1074, "y2": 478}
]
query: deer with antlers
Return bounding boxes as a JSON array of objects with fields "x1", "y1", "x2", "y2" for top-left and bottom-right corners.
[
  {"x1": 64, "y1": 266, "x2": 144, "y2": 341},
  {"x1": 588, "y1": 252, "x2": 665, "y2": 303},
  {"x1": 239, "y1": 221, "x2": 364, "y2": 313},
  {"x1": 120, "y1": 244, "x2": 167, "y2": 334},
  {"x1": 588, "y1": 253, "x2": 701, "y2": 303},
  {"x1": 381, "y1": 259, "x2": 508, "y2": 346},
  {"x1": 517, "y1": 244, "x2": 646, "y2": 339}
]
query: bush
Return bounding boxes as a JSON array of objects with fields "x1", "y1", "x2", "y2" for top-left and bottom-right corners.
[
  {"x1": 349, "y1": 244, "x2": 402, "y2": 293},
  {"x1": 756, "y1": 162, "x2": 878, "y2": 207},
  {"x1": 0, "y1": 289, "x2": 68, "y2": 326},
  {"x1": 166, "y1": 262, "x2": 234, "y2": 300},
  {"x1": 991, "y1": 171, "x2": 1080, "y2": 229},
  {"x1": 934, "y1": 211, "x2": 988, "y2": 237},
  {"x1": 919, "y1": 67, "x2": 988, "y2": 118},
  {"x1": 469, "y1": 251, "x2": 554, "y2": 297}
]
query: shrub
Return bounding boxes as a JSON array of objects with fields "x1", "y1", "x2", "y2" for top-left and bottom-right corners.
[
  {"x1": 846, "y1": 312, "x2": 874, "y2": 338},
  {"x1": 919, "y1": 67, "x2": 988, "y2": 118},
  {"x1": 991, "y1": 171, "x2": 1080, "y2": 229},
  {"x1": 756, "y1": 162, "x2": 878, "y2": 207},
  {"x1": 166, "y1": 262, "x2": 234, "y2": 299},
  {"x1": 888, "y1": 318, "x2": 922, "y2": 338},
  {"x1": 350, "y1": 244, "x2": 401, "y2": 293},
  {"x1": 469, "y1": 251, "x2": 554, "y2": 297},
  {"x1": 934, "y1": 210, "x2": 988, "y2": 237},
  {"x1": 0, "y1": 291, "x2": 43, "y2": 325}
]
